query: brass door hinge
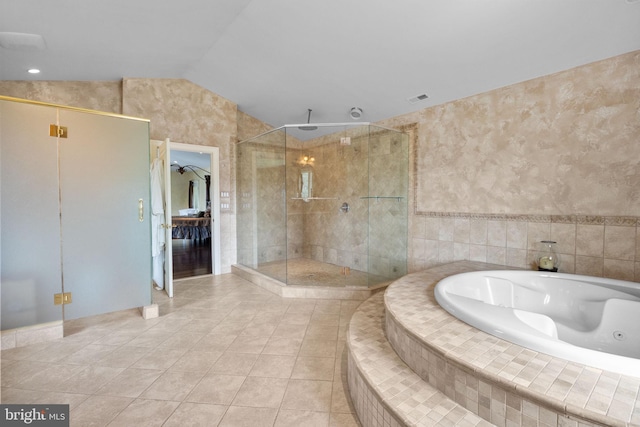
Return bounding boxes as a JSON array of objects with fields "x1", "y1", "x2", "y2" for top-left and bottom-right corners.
[
  {"x1": 53, "y1": 292, "x2": 72, "y2": 305},
  {"x1": 49, "y1": 124, "x2": 68, "y2": 138}
]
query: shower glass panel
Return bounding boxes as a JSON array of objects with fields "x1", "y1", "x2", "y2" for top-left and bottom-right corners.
[
  {"x1": 236, "y1": 128, "x2": 288, "y2": 283},
  {"x1": 236, "y1": 123, "x2": 408, "y2": 289}
]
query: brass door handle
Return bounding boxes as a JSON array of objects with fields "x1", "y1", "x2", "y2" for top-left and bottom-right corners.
[{"x1": 138, "y1": 199, "x2": 144, "y2": 222}]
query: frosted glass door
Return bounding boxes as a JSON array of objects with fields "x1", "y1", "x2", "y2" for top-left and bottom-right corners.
[
  {"x1": 0, "y1": 100, "x2": 63, "y2": 330},
  {"x1": 59, "y1": 110, "x2": 151, "y2": 320}
]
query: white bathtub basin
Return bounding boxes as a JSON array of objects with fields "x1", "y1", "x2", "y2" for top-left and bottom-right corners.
[{"x1": 434, "y1": 270, "x2": 640, "y2": 377}]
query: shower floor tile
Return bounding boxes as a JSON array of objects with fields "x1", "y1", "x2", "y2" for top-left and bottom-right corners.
[{"x1": 255, "y1": 257, "x2": 388, "y2": 288}]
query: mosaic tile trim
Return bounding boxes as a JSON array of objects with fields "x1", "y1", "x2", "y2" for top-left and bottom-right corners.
[
  {"x1": 346, "y1": 292, "x2": 492, "y2": 426},
  {"x1": 384, "y1": 261, "x2": 640, "y2": 427},
  {"x1": 414, "y1": 212, "x2": 639, "y2": 227}
]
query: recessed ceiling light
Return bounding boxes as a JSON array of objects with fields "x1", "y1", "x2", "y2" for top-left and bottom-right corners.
[{"x1": 27, "y1": 68, "x2": 41, "y2": 74}]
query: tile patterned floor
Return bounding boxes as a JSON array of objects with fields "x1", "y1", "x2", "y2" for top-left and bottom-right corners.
[
  {"x1": 1, "y1": 273, "x2": 362, "y2": 427},
  {"x1": 255, "y1": 258, "x2": 389, "y2": 288}
]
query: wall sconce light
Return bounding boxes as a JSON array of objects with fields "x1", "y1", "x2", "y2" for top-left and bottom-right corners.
[{"x1": 299, "y1": 155, "x2": 315, "y2": 166}]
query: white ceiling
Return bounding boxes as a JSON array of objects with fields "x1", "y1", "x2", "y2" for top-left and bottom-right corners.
[
  {"x1": 1, "y1": 0, "x2": 639, "y2": 128},
  {"x1": 170, "y1": 150, "x2": 211, "y2": 172}
]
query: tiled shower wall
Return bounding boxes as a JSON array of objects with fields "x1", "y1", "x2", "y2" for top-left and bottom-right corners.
[{"x1": 288, "y1": 128, "x2": 409, "y2": 279}]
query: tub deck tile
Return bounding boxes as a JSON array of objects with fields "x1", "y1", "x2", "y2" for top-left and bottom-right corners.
[
  {"x1": 347, "y1": 291, "x2": 492, "y2": 426},
  {"x1": 384, "y1": 261, "x2": 640, "y2": 427}
]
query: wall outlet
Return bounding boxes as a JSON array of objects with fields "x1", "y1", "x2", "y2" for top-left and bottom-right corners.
[{"x1": 340, "y1": 137, "x2": 351, "y2": 146}]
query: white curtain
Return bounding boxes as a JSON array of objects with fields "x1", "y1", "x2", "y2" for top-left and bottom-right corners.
[{"x1": 150, "y1": 157, "x2": 166, "y2": 289}]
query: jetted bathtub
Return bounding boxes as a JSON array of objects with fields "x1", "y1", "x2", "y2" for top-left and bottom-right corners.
[{"x1": 434, "y1": 270, "x2": 640, "y2": 377}]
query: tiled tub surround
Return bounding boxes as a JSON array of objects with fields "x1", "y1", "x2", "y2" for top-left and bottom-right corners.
[
  {"x1": 347, "y1": 292, "x2": 492, "y2": 426},
  {"x1": 408, "y1": 214, "x2": 640, "y2": 283},
  {"x1": 384, "y1": 261, "x2": 640, "y2": 427}
]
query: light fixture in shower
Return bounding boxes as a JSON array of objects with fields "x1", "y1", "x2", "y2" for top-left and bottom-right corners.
[
  {"x1": 349, "y1": 107, "x2": 363, "y2": 120},
  {"x1": 298, "y1": 109, "x2": 318, "y2": 131},
  {"x1": 298, "y1": 155, "x2": 315, "y2": 166}
]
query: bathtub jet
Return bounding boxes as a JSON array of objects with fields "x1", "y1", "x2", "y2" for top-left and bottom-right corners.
[{"x1": 434, "y1": 270, "x2": 640, "y2": 377}]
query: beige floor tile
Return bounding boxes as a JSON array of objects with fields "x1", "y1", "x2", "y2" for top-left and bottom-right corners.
[
  {"x1": 329, "y1": 411, "x2": 361, "y2": 427},
  {"x1": 285, "y1": 301, "x2": 317, "y2": 315},
  {"x1": 130, "y1": 347, "x2": 188, "y2": 370},
  {"x1": 54, "y1": 366, "x2": 124, "y2": 394},
  {"x1": 158, "y1": 332, "x2": 207, "y2": 350},
  {"x1": 35, "y1": 391, "x2": 90, "y2": 410},
  {"x1": 281, "y1": 379, "x2": 333, "y2": 412},
  {"x1": 94, "y1": 345, "x2": 149, "y2": 368},
  {"x1": 300, "y1": 339, "x2": 337, "y2": 358},
  {"x1": 314, "y1": 300, "x2": 343, "y2": 315},
  {"x1": 180, "y1": 319, "x2": 226, "y2": 333},
  {"x1": 272, "y1": 323, "x2": 308, "y2": 339},
  {"x1": 240, "y1": 320, "x2": 279, "y2": 336},
  {"x1": 95, "y1": 368, "x2": 163, "y2": 398},
  {"x1": 331, "y1": 378, "x2": 355, "y2": 413},
  {"x1": 305, "y1": 324, "x2": 339, "y2": 341},
  {"x1": 280, "y1": 312, "x2": 313, "y2": 325},
  {"x1": 92, "y1": 330, "x2": 139, "y2": 346},
  {"x1": 210, "y1": 352, "x2": 258, "y2": 375},
  {"x1": 140, "y1": 370, "x2": 205, "y2": 401},
  {"x1": 168, "y1": 350, "x2": 222, "y2": 372},
  {"x1": 62, "y1": 344, "x2": 118, "y2": 365},
  {"x1": 249, "y1": 354, "x2": 296, "y2": 378},
  {"x1": 1, "y1": 273, "x2": 366, "y2": 427},
  {"x1": 162, "y1": 402, "x2": 228, "y2": 427},
  {"x1": 262, "y1": 337, "x2": 302, "y2": 356},
  {"x1": 1, "y1": 360, "x2": 51, "y2": 387},
  {"x1": 124, "y1": 330, "x2": 173, "y2": 348},
  {"x1": 192, "y1": 333, "x2": 237, "y2": 352},
  {"x1": 219, "y1": 405, "x2": 278, "y2": 427},
  {"x1": 310, "y1": 312, "x2": 341, "y2": 326},
  {"x1": 70, "y1": 395, "x2": 133, "y2": 427},
  {"x1": 226, "y1": 335, "x2": 269, "y2": 354},
  {"x1": 106, "y1": 398, "x2": 179, "y2": 426},
  {"x1": 17, "y1": 363, "x2": 85, "y2": 391},
  {"x1": 0, "y1": 387, "x2": 46, "y2": 404},
  {"x1": 1, "y1": 342, "x2": 52, "y2": 361},
  {"x1": 211, "y1": 321, "x2": 251, "y2": 336},
  {"x1": 292, "y1": 357, "x2": 336, "y2": 381},
  {"x1": 232, "y1": 376, "x2": 288, "y2": 408},
  {"x1": 23, "y1": 341, "x2": 87, "y2": 363},
  {"x1": 186, "y1": 373, "x2": 246, "y2": 405},
  {"x1": 274, "y1": 409, "x2": 330, "y2": 427}
]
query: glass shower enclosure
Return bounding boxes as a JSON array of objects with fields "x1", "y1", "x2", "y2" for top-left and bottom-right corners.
[{"x1": 236, "y1": 123, "x2": 408, "y2": 289}]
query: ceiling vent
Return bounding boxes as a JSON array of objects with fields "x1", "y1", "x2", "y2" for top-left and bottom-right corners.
[{"x1": 407, "y1": 93, "x2": 429, "y2": 104}]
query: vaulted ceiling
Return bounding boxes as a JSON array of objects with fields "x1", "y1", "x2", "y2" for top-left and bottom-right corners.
[{"x1": 1, "y1": 0, "x2": 639, "y2": 127}]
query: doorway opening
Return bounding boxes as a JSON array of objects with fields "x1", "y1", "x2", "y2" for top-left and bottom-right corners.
[
  {"x1": 150, "y1": 139, "x2": 221, "y2": 299},
  {"x1": 170, "y1": 149, "x2": 213, "y2": 279}
]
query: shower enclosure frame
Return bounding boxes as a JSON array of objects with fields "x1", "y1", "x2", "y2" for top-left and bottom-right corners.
[{"x1": 236, "y1": 122, "x2": 409, "y2": 290}]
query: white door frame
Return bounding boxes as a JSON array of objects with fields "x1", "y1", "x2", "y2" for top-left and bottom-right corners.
[{"x1": 170, "y1": 141, "x2": 222, "y2": 276}]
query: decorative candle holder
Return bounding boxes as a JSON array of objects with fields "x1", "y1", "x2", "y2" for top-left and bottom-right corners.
[{"x1": 536, "y1": 240, "x2": 560, "y2": 272}]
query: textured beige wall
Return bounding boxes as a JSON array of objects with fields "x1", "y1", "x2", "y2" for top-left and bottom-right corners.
[
  {"x1": 0, "y1": 81, "x2": 122, "y2": 113},
  {"x1": 381, "y1": 51, "x2": 640, "y2": 217},
  {"x1": 122, "y1": 78, "x2": 238, "y2": 272},
  {"x1": 379, "y1": 50, "x2": 640, "y2": 281},
  {"x1": 1, "y1": 78, "x2": 239, "y2": 273}
]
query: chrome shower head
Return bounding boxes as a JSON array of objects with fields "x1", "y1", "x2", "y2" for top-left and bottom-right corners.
[{"x1": 298, "y1": 109, "x2": 318, "y2": 131}]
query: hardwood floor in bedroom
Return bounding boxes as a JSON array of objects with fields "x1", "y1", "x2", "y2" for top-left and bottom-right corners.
[{"x1": 172, "y1": 238, "x2": 212, "y2": 279}]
